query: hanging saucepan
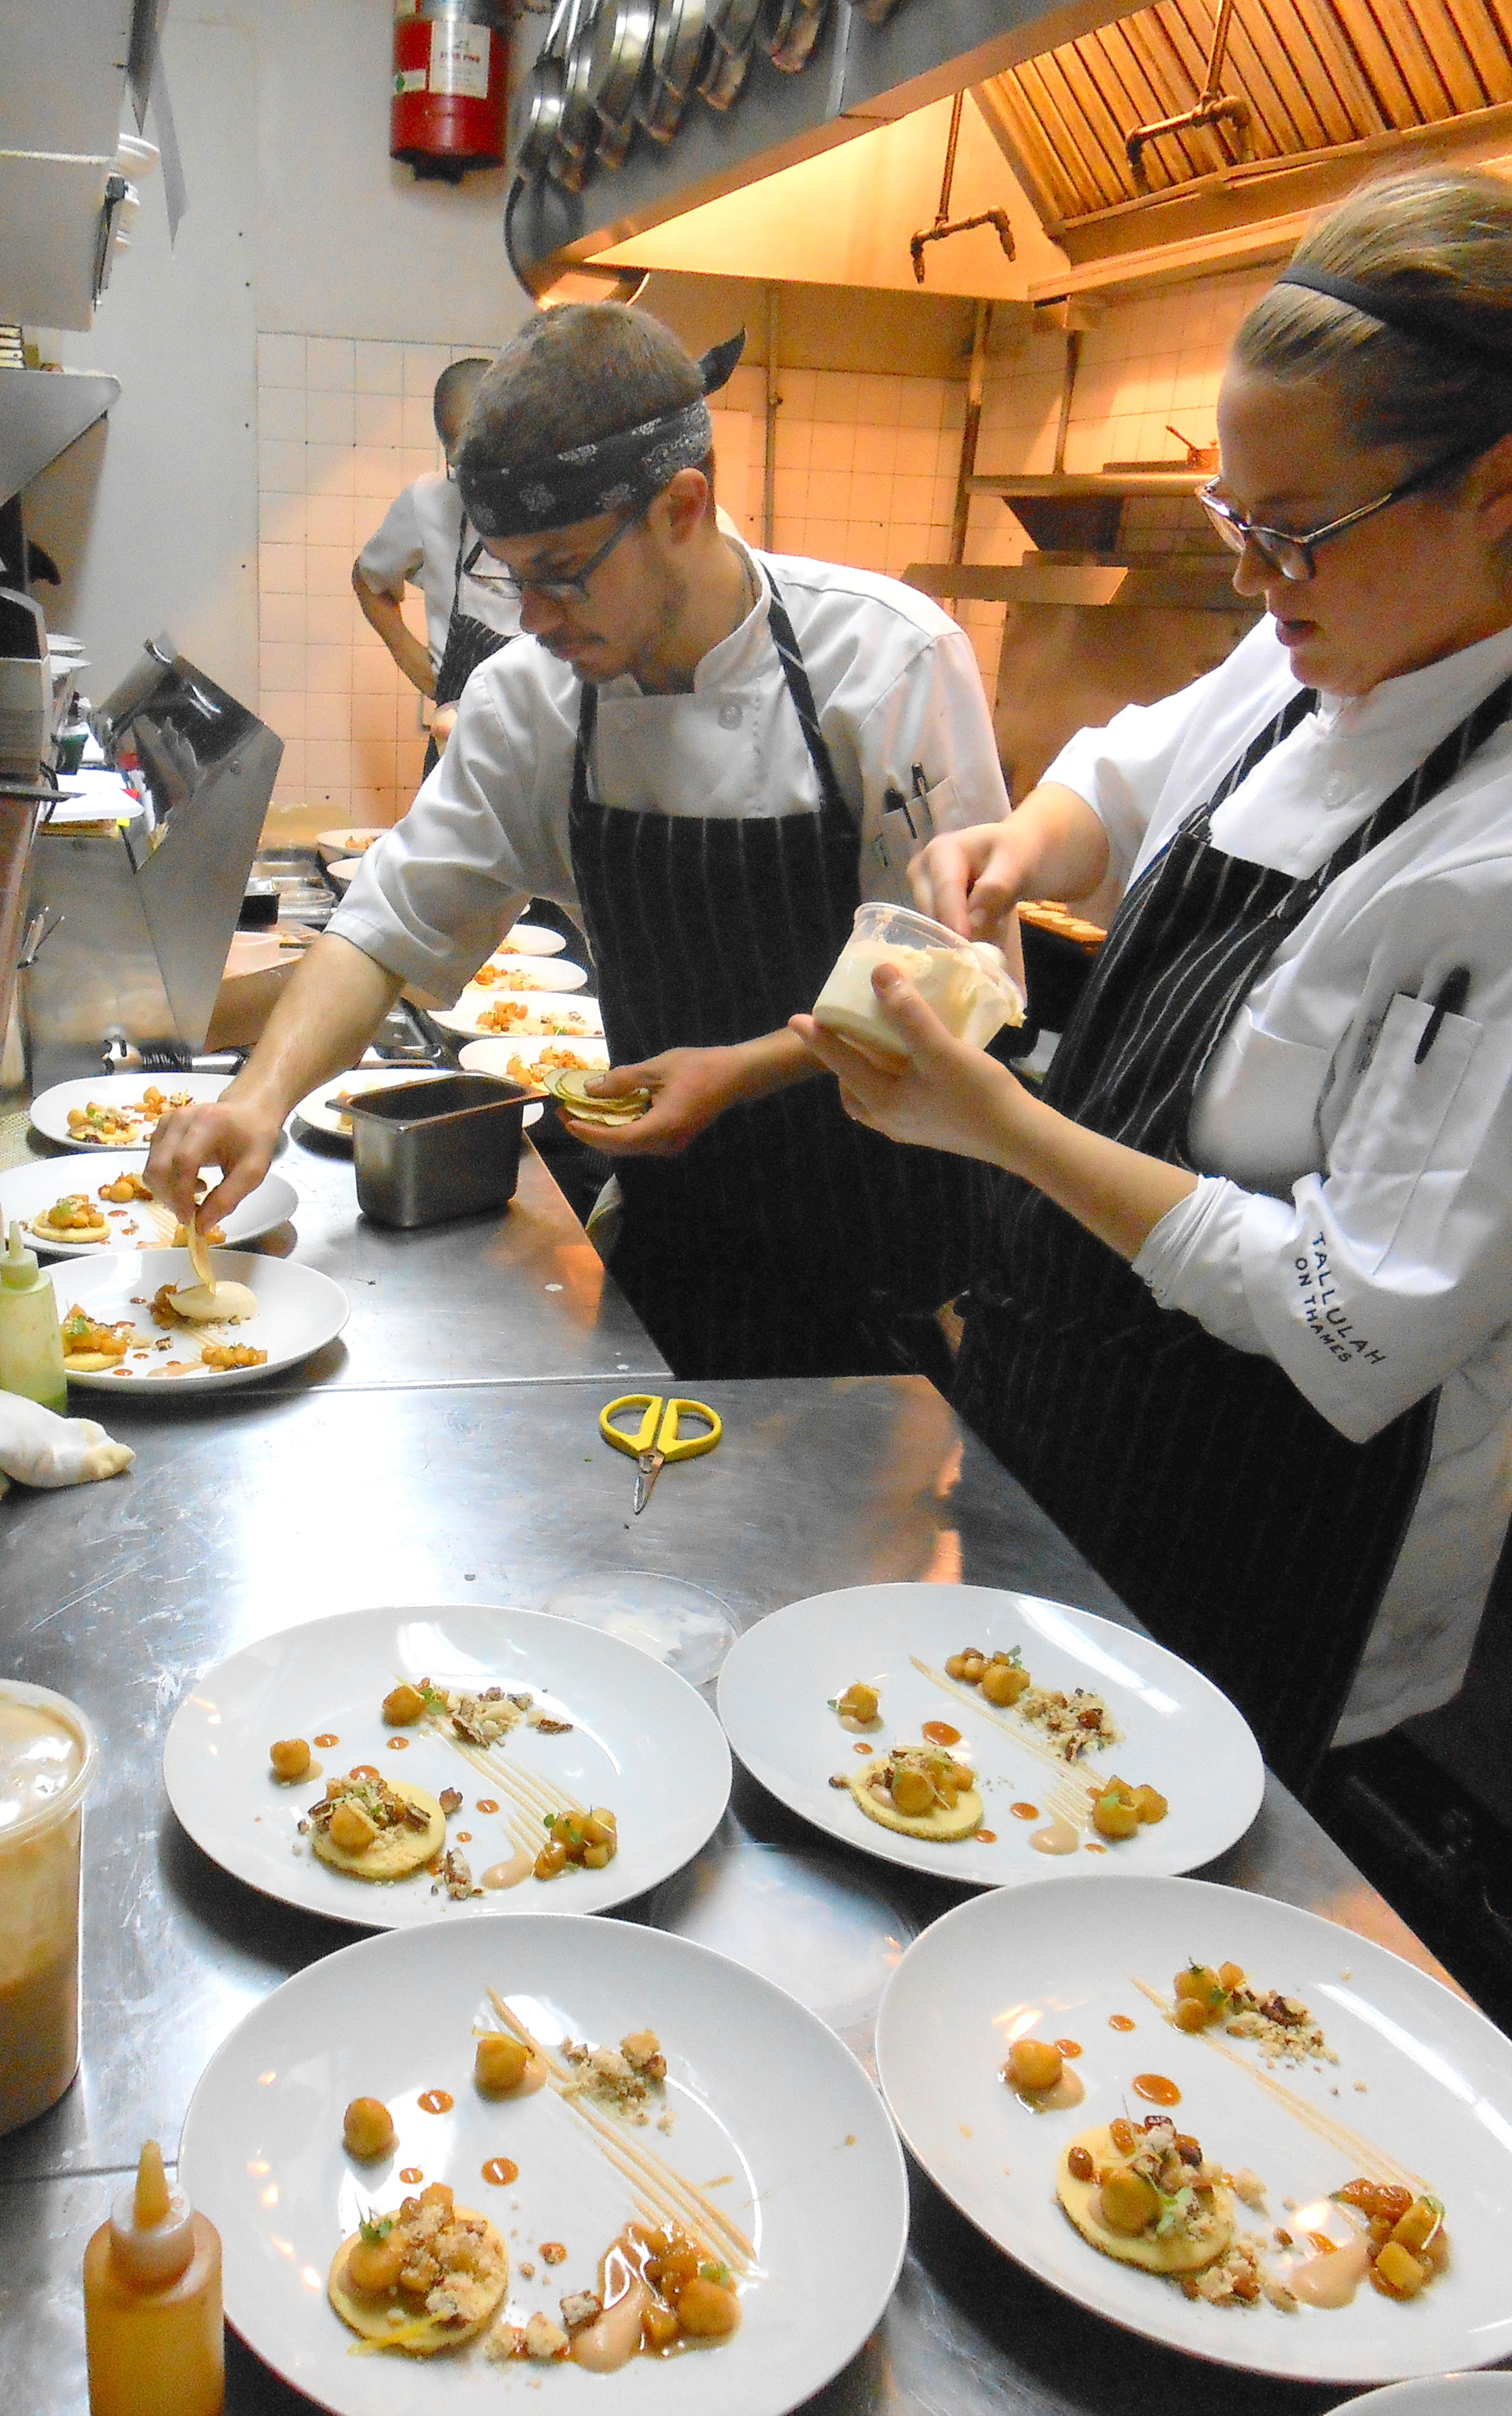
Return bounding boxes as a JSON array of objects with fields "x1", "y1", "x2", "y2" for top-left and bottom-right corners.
[
  {"x1": 548, "y1": 0, "x2": 604, "y2": 190},
  {"x1": 517, "y1": 0, "x2": 581, "y2": 178},
  {"x1": 588, "y1": 0, "x2": 657, "y2": 168},
  {"x1": 637, "y1": 0, "x2": 711, "y2": 143},
  {"x1": 699, "y1": 0, "x2": 763, "y2": 108},
  {"x1": 850, "y1": 0, "x2": 908, "y2": 22},
  {"x1": 760, "y1": 0, "x2": 829, "y2": 73}
]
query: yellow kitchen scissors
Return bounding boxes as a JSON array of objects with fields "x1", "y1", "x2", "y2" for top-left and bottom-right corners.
[{"x1": 599, "y1": 1393, "x2": 722, "y2": 1515}]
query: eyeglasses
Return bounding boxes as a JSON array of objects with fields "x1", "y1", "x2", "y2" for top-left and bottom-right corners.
[
  {"x1": 465, "y1": 510, "x2": 647, "y2": 604},
  {"x1": 1198, "y1": 439, "x2": 1490, "y2": 583}
]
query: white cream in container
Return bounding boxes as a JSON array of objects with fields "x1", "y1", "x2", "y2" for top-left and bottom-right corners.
[{"x1": 811, "y1": 902, "x2": 1025, "y2": 1063}]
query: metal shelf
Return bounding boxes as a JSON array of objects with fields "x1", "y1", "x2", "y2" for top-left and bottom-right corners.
[{"x1": 0, "y1": 364, "x2": 120, "y2": 506}]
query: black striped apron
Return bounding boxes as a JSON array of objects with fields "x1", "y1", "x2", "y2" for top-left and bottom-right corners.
[
  {"x1": 956, "y1": 669, "x2": 1512, "y2": 1789},
  {"x1": 567, "y1": 582, "x2": 992, "y2": 1381},
  {"x1": 423, "y1": 523, "x2": 515, "y2": 776}
]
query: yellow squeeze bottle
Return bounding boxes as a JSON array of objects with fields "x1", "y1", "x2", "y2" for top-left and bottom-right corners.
[
  {"x1": 0, "y1": 1219, "x2": 67, "y2": 1413},
  {"x1": 84, "y1": 2140, "x2": 224, "y2": 2416}
]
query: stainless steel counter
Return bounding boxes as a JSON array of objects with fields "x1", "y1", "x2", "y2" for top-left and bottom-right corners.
[{"x1": 0, "y1": 1363, "x2": 1466, "y2": 2416}]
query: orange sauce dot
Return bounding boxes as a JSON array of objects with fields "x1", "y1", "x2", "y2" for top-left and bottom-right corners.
[
  {"x1": 1109, "y1": 2014, "x2": 1136, "y2": 2032},
  {"x1": 349, "y1": 1765, "x2": 379, "y2": 1780},
  {"x1": 399, "y1": 2167, "x2": 423, "y2": 2184},
  {"x1": 476, "y1": 1800, "x2": 499, "y2": 1814},
  {"x1": 541, "y1": 2242, "x2": 567, "y2": 2266},
  {"x1": 386, "y1": 1736, "x2": 409, "y2": 1750},
  {"x1": 313, "y1": 1733, "x2": 339, "y2": 1748},
  {"x1": 921, "y1": 1721, "x2": 960, "y2": 1747},
  {"x1": 417, "y1": 2089, "x2": 454, "y2": 2115},
  {"x1": 1009, "y1": 1802, "x2": 1039, "y2": 1820},
  {"x1": 455, "y1": 1831, "x2": 472, "y2": 1843},
  {"x1": 976, "y1": 1828, "x2": 997, "y2": 1843},
  {"x1": 1132, "y1": 2072, "x2": 1181, "y2": 2107},
  {"x1": 853, "y1": 1742, "x2": 873, "y2": 1756},
  {"x1": 481, "y1": 2157, "x2": 518, "y2": 2187},
  {"x1": 1084, "y1": 1841, "x2": 1107, "y2": 1852},
  {"x1": 1055, "y1": 2039, "x2": 1083, "y2": 2057}
]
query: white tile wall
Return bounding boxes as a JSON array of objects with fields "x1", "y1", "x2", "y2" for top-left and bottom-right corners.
[{"x1": 255, "y1": 270, "x2": 1268, "y2": 826}]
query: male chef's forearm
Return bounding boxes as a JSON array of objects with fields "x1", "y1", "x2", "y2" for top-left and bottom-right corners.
[
  {"x1": 1006, "y1": 782, "x2": 1113, "y2": 903},
  {"x1": 226, "y1": 933, "x2": 402, "y2": 1125},
  {"x1": 725, "y1": 1027, "x2": 826, "y2": 1102},
  {"x1": 351, "y1": 567, "x2": 435, "y2": 697}
]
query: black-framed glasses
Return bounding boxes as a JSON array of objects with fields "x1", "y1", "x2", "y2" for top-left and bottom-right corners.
[
  {"x1": 1198, "y1": 438, "x2": 1490, "y2": 583},
  {"x1": 464, "y1": 509, "x2": 647, "y2": 604}
]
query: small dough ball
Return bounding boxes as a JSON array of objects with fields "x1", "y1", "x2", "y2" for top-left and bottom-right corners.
[
  {"x1": 890, "y1": 1768, "x2": 933, "y2": 1816},
  {"x1": 1092, "y1": 1790, "x2": 1140, "y2": 1840},
  {"x1": 269, "y1": 1737, "x2": 311, "y2": 1781},
  {"x1": 474, "y1": 2033, "x2": 530, "y2": 2095},
  {"x1": 328, "y1": 1800, "x2": 378, "y2": 1854},
  {"x1": 674, "y1": 2277, "x2": 740, "y2": 2337},
  {"x1": 980, "y1": 1661, "x2": 1029, "y2": 1707},
  {"x1": 347, "y1": 2229, "x2": 404, "y2": 2294},
  {"x1": 342, "y1": 2097, "x2": 396, "y2": 2160},
  {"x1": 383, "y1": 1682, "x2": 426, "y2": 1726},
  {"x1": 1006, "y1": 2037, "x2": 1063, "y2": 2092}
]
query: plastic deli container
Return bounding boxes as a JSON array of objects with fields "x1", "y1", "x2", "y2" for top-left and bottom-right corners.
[
  {"x1": 811, "y1": 902, "x2": 1025, "y2": 1063},
  {"x1": 348, "y1": 1073, "x2": 531, "y2": 1229},
  {"x1": 0, "y1": 1680, "x2": 99, "y2": 2135}
]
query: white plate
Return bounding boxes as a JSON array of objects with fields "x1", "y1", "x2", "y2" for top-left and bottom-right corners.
[
  {"x1": 458, "y1": 1035, "x2": 610, "y2": 1086},
  {"x1": 876, "y1": 1874, "x2": 1512, "y2": 2385},
  {"x1": 316, "y1": 825, "x2": 386, "y2": 860},
  {"x1": 55, "y1": 1246, "x2": 348, "y2": 1391},
  {"x1": 30, "y1": 1070, "x2": 233, "y2": 1151},
  {"x1": 716, "y1": 1582, "x2": 1263, "y2": 1890},
  {"x1": 446, "y1": 959, "x2": 589, "y2": 1007},
  {"x1": 163, "y1": 1604, "x2": 732, "y2": 1927},
  {"x1": 495, "y1": 920, "x2": 567, "y2": 956},
  {"x1": 437, "y1": 992, "x2": 604, "y2": 1041},
  {"x1": 292, "y1": 1067, "x2": 543, "y2": 1141},
  {"x1": 328, "y1": 856, "x2": 365, "y2": 889},
  {"x1": 1335, "y1": 2381, "x2": 1512, "y2": 2411},
  {"x1": 179, "y1": 1914, "x2": 907, "y2": 2416},
  {"x1": 0, "y1": 1153, "x2": 297, "y2": 1256}
]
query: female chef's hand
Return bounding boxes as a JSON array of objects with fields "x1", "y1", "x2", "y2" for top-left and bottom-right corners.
[
  {"x1": 909, "y1": 820, "x2": 1034, "y2": 945},
  {"x1": 789, "y1": 969, "x2": 1025, "y2": 1164}
]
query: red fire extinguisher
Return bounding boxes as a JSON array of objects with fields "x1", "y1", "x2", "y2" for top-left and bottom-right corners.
[{"x1": 391, "y1": 0, "x2": 510, "y2": 183}]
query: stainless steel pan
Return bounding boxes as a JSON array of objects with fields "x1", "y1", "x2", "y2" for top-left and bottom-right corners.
[
  {"x1": 637, "y1": 0, "x2": 710, "y2": 142},
  {"x1": 588, "y1": 0, "x2": 657, "y2": 166},
  {"x1": 517, "y1": 0, "x2": 578, "y2": 178},
  {"x1": 760, "y1": 0, "x2": 827, "y2": 73}
]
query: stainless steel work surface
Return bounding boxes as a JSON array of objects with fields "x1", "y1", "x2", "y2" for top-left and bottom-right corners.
[{"x1": 0, "y1": 1372, "x2": 1466, "y2": 2414}]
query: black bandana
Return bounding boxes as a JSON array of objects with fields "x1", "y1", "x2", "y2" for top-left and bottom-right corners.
[
  {"x1": 1276, "y1": 265, "x2": 1512, "y2": 379},
  {"x1": 458, "y1": 331, "x2": 746, "y2": 541}
]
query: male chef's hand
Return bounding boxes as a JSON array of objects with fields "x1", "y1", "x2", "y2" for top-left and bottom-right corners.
[
  {"x1": 145, "y1": 1096, "x2": 283, "y2": 1228},
  {"x1": 557, "y1": 1046, "x2": 750, "y2": 1158},
  {"x1": 790, "y1": 969, "x2": 1021, "y2": 1165},
  {"x1": 909, "y1": 820, "x2": 1029, "y2": 943}
]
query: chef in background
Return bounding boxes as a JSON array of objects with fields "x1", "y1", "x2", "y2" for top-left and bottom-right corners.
[
  {"x1": 149, "y1": 305, "x2": 1011, "y2": 1380},
  {"x1": 794, "y1": 169, "x2": 1512, "y2": 1791},
  {"x1": 352, "y1": 355, "x2": 521, "y2": 769}
]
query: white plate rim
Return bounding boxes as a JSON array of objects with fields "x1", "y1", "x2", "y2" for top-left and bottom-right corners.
[
  {"x1": 874, "y1": 1871, "x2": 1512, "y2": 2385},
  {"x1": 715, "y1": 1580, "x2": 1265, "y2": 1891},
  {"x1": 177, "y1": 1911, "x2": 909, "y2": 2416},
  {"x1": 161, "y1": 1601, "x2": 734, "y2": 1927},
  {"x1": 54, "y1": 1245, "x2": 348, "y2": 1391}
]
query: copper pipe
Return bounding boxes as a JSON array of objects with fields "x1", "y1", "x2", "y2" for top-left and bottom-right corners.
[
  {"x1": 1126, "y1": 0, "x2": 1251, "y2": 190},
  {"x1": 911, "y1": 90, "x2": 1015, "y2": 285}
]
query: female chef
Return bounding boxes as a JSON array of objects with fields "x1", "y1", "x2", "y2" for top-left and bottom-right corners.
[
  {"x1": 148, "y1": 305, "x2": 1010, "y2": 1378},
  {"x1": 794, "y1": 169, "x2": 1512, "y2": 1789}
]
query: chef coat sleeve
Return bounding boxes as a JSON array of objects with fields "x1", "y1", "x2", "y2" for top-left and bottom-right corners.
[
  {"x1": 327, "y1": 671, "x2": 543, "y2": 1001},
  {"x1": 851, "y1": 627, "x2": 1010, "y2": 905},
  {"x1": 1133, "y1": 930, "x2": 1512, "y2": 1442},
  {"x1": 355, "y1": 482, "x2": 425, "y2": 598}
]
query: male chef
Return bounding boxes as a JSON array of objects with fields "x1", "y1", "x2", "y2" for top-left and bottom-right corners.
[{"x1": 149, "y1": 304, "x2": 1012, "y2": 1378}]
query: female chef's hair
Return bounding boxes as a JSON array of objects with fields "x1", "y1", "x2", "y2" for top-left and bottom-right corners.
[{"x1": 1236, "y1": 169, "x2": 1512, "y2": 470}]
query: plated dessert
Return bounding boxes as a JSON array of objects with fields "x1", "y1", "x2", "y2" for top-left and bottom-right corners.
[
  {"x1": 55, "y1": 1247, "x2": 347, "y2": 1390},
  {"x1": 178, "y1": 1912, "x2": 905, "y2": 2416},
  {"x1": 719, "y1": 1583, "x2": 1264, "y2": 1890},
  {"x1": 876, "y1": 1874, "x2": 1512, "y2": 2383},
  {"x1": 163, "y1": 1606, "x2": 731, "y2": 1929}
]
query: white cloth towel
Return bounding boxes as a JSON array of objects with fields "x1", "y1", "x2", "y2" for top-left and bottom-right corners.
[{"x1": 0, "y1": 1392, "x2": 134, "y2": 1496}]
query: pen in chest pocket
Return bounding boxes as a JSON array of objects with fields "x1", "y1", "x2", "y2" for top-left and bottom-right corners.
[{"x1": 1415, "y1": 966, "x2": 1471, "y2": 1064}]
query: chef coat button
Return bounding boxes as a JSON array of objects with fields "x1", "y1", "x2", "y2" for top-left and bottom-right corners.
[{"x1": 717, "y1": 701, "x2": 743, "y2": 730}]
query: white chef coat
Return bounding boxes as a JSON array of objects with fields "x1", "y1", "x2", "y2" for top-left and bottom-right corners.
[
  {"x1": 1046, "y1": 611, "x2": 1512, "y2": 1744},
  {"x1": 355, "y1": 471, "x2": 521, "y2": 671},
  {"x1": 330, "y1": 544, "x2": 1010, "y2": 999}
]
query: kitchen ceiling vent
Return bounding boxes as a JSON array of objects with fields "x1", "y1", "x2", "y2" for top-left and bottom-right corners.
[{"x1": 986, "y1": 0, "x2": 1512, "y2": 229}]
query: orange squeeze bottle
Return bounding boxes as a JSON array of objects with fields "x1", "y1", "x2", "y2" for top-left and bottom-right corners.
[{"x1": 83, "y1": 2140, "x2": 224, "y2": 2415}]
